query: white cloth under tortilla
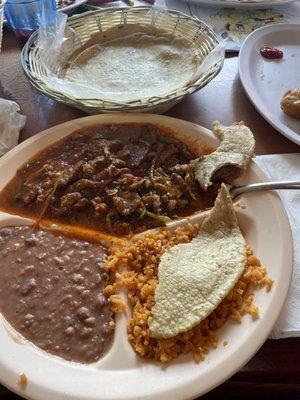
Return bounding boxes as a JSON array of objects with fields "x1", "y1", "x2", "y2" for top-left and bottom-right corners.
[{"x1": 255, "y1": 154, "x2": 300, "y2": 339}]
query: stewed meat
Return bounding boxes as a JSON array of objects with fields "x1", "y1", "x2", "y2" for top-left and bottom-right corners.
[
  {"x1": 0, "y1": 123, "x2": 217, "y2": 235},
  {"x1": 123, "y1": 144, "x2": 149, "y2": 168},
  {"x1": 112, "y1": 191, "x2": 141, "y2": 216}
]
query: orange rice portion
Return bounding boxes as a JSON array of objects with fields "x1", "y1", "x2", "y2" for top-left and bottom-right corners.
[{"x1": 105, "y1": 225, "x2": 273, "y2": 363}]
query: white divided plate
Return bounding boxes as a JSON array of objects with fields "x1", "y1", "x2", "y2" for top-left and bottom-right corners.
[
  {"x1": 239, "y1": 24, "x2": 300, "y2": 145},
  {"x1": 0, "y1": 114, "x2": 293, "y2": 400},
  {"x1": 182, "y1": 0, "x2": 297, "y2": 8}
]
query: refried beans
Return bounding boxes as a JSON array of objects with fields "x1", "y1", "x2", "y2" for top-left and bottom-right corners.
[{"x1": 0, "y1": 226, "x2": 113, "y2": 363}]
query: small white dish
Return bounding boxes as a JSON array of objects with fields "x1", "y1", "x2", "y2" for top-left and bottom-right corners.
[
  {"x1": 239, "y1": 23, "x2": 300, "y2": 145},
  {"x1": 0, "y1": 114, "x2": 293, "y2": 400}
]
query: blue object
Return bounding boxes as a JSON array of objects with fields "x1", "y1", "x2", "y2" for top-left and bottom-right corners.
[{"x1": 4, "y1": 0, "x2": 57, "y2": 46}]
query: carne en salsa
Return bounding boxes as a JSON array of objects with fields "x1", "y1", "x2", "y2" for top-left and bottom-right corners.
[{"x1": 0, "y1": 123, "x2": 217, "y2": 235}]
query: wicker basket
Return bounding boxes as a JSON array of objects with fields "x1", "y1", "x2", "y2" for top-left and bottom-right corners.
[{"x1": 21, "y1": 7, "x2": 223, "y2": 114}]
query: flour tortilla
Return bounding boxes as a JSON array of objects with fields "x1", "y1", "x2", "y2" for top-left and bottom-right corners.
[
  {"x1": 194, "y1": 121, "x2": 255, "y2": 190},
  {"x1": 148, "y1": 184, "x2": 246, "y2": 339},
  {"x1": 63, "y1": 25, "x2": 202, "y2": 103}
]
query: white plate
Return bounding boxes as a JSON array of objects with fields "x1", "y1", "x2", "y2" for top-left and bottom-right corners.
[
  {"x1": 239, "y1": 23, "x2": 300, "y2": 145},
  {"x1": 182, "y1": 0, "x2": 297, "y2": 8},
  {"x1": 0, "y1": 114, "x2": 293, "y2": 400},
  {"x1": 58, "y1": 0, "x2": 88, "y2": 13}
]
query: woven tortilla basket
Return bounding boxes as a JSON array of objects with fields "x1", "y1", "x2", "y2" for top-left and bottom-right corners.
[{"x1": 21, "y1": 6, "x2": 223, "y2": 114}]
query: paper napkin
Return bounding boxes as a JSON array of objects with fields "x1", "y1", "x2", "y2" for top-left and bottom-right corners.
[
  {"x1": 255, "y1": 154, "x2": 300, "y2": 339},
  {"x1": 0, "y1": 99, "x2": 26, "y2": 157}
]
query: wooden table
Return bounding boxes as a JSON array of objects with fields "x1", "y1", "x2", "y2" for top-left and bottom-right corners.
[{"x1": 1, "y1": 29, "x2": 300, "y2": 400}]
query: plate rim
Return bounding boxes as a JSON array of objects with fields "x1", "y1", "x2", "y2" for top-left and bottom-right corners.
[
  {"x1": 0, "y1": 114, "x2": 294, "y2": 400},
  {"x1": 179, "y1": 0, "x2": 297, "y2": 8},
  {"x1": 238, "y1": 23, "x2": 300, "y2": 145},
  {"x1": 58, "y1": 0, "x2": 88, "y2": 13}
]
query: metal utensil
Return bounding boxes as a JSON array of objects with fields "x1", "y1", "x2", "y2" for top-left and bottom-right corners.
[{"x1": 228, "y1": 181, "x2": 300, "y2": 199}]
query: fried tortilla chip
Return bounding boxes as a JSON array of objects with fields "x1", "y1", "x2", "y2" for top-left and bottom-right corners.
[
  {"x1": 194, "y1": 121, "x2": 255, "y2": 190},
  {"x1": 148, "y1": 184, "x2": 246, "y2": 339}
]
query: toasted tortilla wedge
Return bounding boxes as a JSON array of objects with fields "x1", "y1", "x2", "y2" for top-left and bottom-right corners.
[
  {"x1": 194, "y1": 121, "x2": 255, "y2": 190},
  {"x1": 148, "y1": 184, "x2": 246, "y2": 339}
]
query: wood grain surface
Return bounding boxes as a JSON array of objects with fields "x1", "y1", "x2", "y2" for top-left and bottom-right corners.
[{"x1": 0, "y1": 27, "x2": 299, "y2": 400}]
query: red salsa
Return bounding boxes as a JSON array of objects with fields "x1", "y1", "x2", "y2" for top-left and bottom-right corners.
[{"x1": 260, "y1": 46, "x2": 283, "y2": 60}]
